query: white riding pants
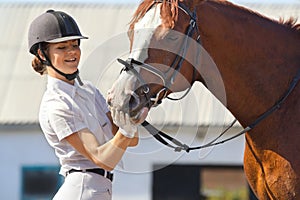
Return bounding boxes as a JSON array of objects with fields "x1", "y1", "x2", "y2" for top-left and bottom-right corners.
[{"x1": 53, "y1": 171, "x2": 112, "y2": 200}]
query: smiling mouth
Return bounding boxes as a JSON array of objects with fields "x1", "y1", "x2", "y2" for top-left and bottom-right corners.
[{"x1": 65, "y1": 58, "x2": 77, "y2": 62}]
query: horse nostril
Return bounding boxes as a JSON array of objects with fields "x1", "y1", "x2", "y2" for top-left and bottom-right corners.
[
  {"x1": 107, "y1": 95, "x2": 113, "y2": 107},
  {"x1": 129, "y1": 92, "x2": 140, "y2": 110},
  {"x1": 107, "y1": 99, "x2": 112, "y2": 107}
]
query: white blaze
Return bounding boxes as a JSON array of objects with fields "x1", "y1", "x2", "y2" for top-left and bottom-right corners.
[
  {"x1": 107, "y1": 4, "x2": 163, "y2": 112},
  {"x1": 129, "y1": 4, "x2": 162, "y2": 63}
]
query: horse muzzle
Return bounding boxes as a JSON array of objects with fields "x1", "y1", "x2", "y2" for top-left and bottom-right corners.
[{"x1": 107, "y1": 86, "x2": 152, "y2": 121}]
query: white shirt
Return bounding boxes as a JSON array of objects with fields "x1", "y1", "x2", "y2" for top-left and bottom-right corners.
[{"x1": 39, "y1": 76, "x2": 113, "y2": 176}]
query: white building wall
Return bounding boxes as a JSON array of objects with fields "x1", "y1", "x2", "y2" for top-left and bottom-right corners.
[
  {"x1": 0, "y1": 126, "x2": 58, "y2": 200},
  {"x1": 0, "y1": 126, "x2": 245, "y2": 200}
]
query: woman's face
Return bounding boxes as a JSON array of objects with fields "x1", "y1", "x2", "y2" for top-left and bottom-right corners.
[{"x1": 48, "y1": 39, "x2": 81, "y2": 74}]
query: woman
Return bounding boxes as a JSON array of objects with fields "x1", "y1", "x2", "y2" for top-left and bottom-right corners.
[{"x1": 28, "y1": 10, "x2": 146, "y2": 200}]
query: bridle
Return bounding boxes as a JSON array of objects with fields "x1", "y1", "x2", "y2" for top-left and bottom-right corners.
[
  {"x1": 118, "y1": 1, "x2": 200, "y2": 107},
  {"x1": 117, "y1": 0, "x2": 300, "y2": 152}
]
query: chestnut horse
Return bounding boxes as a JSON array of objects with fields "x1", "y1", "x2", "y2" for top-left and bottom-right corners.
[{"x1": 107, "y1": 0, "x2": 300, "y2": 199}]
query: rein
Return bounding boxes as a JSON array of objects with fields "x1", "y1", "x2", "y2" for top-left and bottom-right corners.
[
  {"x1": 142, "y1": 69, "x2": 300, "y2": 153},
  {"x1": 118, "y1": 0, "x2": 300, "y2": 152}
]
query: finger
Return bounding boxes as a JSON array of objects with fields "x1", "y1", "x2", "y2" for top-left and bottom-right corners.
[
  {"x1": 119, "y1": 111, "x2": 126, "y2": 125},
  {"x1": 111, "y1": 108, "x2": 115, "y2": 119},
  {"x1": 125, "y1": 113, "x2": 131, "y2": 125},
  {"x1": 112, "y1": 108, "x2": 120, "y2": 126}
]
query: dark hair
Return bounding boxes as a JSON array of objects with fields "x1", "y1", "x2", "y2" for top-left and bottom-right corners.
[{"x1": 31, "y1": 42, "x2": 48, "y2": 75}]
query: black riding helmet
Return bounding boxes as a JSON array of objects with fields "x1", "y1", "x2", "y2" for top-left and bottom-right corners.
[{"x1": 28, "y1": 10, "x2": 88, "y2": 82}]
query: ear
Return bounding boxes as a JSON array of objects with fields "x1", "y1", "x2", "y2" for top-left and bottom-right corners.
[{"x1": 37, "y1": 49, "x2": 46, "y2": 61}]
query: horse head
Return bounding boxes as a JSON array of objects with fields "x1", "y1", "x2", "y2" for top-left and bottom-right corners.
[{"x1": 107, "y1": 0, "x2": 203, "y2": 121}]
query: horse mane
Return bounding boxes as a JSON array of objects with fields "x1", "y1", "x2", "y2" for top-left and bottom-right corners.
[
  {"x1": 219, "y1": 0, "x2": 300, "y2": 33},
  {"x1": 279, "y1": 17, "x2": 300, "y2": 32},
  {"x1": 129, "y1": 0, "x2": 180, "y2": 29},
  {"x1": 128, "y1": 0, "x2": 180, "y2": 49}
]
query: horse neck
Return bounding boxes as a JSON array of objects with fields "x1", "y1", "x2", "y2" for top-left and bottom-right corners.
[{"x1": 193, "y1": 0, "x2": 299, "y2": 126}]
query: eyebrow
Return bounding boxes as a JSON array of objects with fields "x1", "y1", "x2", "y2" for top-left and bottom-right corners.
[{"x1": 59, "y1": 40, "x2": 78, "y2": 44}]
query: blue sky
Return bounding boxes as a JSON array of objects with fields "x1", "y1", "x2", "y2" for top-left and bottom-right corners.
[{"x1": 0, "y1": 0, "x2": 299, "y2": 4}]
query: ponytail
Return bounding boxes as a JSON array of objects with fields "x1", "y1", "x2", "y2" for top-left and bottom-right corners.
[
  {"x1": 31, "y1": 42, "x2": 48, "y2": 75},
  {"x1": 31, "y1": 56, "x2": 47, "y2": 75}
]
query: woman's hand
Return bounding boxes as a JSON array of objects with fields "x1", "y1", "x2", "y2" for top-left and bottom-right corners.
[{"x1": 111, "y1": 108, "x2": 137, "y2": 138}]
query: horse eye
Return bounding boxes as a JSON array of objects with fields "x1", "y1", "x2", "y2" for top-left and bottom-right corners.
[{"x1": 167, "y1": 35, "x2": 178, "y2": 41}]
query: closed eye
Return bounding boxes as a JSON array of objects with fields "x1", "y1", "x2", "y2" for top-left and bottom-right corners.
[{"x1": 57, "y1": 46, "x2": 66, "y2": 49}]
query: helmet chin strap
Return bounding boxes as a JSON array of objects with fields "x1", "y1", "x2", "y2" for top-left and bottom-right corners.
[
  {"x1": 51, "y1": 65, "x2": 79, "y2": 81},
  {"x1": 38, "y1": 44, "x2": 83, "y2": 85}
]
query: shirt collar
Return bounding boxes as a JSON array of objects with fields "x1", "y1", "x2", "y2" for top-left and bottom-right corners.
[{"x1": 47, "y1": 75, "x2": 80, "y2": 98}]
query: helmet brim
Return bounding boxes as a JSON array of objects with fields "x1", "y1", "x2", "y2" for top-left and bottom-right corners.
[{"x1": 46, "y1": 35, "x2": 88, "y2": 43}]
